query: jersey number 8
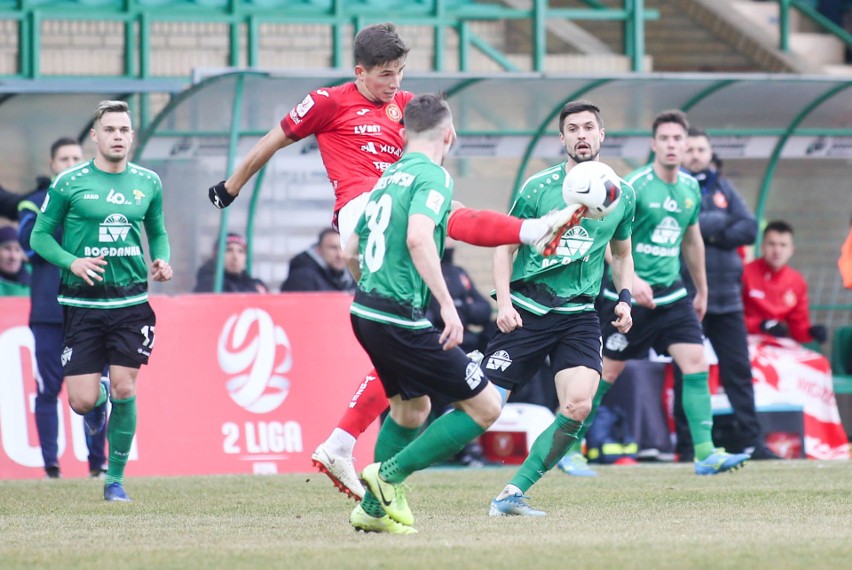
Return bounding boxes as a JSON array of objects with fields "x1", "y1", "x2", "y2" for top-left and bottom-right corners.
[{"x1": 364, "y1": 194, "x2": 393, "y2": 273}]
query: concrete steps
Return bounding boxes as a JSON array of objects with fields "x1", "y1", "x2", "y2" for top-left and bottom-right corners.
[{"x1": 731, "y1": 0, "x2": 849, "y2": 71}]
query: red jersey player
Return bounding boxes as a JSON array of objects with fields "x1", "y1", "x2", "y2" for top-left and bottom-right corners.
[
  {"x1": 743, "y1": 220, "x2": 826, "y2": 344},
  {"x1": 207, "y1": 23, "x2": 584, "y2": 500}
]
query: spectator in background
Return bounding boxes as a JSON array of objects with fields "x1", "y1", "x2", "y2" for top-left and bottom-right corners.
[
  {"x1": 194, "y1": 232, "x2": 268, "y2": 293},
  {"x1": 2, "y1": 186, "x2": 23, "y2": 220},
  {"x1": 743, "y1": 220, "x2": 828, "y2": 344},
  {"x1": 17, "y1": 137, "x2": 108, "y2": 479},
  {"x1": 674, "y1": 129, "x2": 779, "y2": 461},
  {"x1": 0, "y1": 224, "x2": 30, "y2": 296},
  {"x1": 425, "y1": 237, "x2": 494, "y2": 353},
  {"x1": 281, "y1": 228, "x2": 355, "y2": 293}
]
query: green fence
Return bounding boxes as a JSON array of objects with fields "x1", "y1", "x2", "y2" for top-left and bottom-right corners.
[{"x1": 1, "y1": 0, "x2": 658, "y2": 80}]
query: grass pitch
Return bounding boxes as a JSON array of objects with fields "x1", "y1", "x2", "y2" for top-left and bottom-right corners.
[{"x1": 1, "y1": 460, "x2": 850, "y2": 569}]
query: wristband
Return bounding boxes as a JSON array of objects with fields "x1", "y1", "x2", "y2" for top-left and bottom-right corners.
[{"x1": 618, "y1": 288, "x2": 631, "y2": 305}]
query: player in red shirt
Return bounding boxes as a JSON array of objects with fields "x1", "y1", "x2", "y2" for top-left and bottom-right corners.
[
  {"x1": 743, "y1": 220, "x2": 826, "y2": 344},
  {"x1": 207, "y1": 23, "x2": 583, "y2": 500}
]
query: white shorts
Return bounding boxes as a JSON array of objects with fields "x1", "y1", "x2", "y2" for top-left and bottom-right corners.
[{"x1": 337, "y1": 192, "x2": 371, "y2": 249}]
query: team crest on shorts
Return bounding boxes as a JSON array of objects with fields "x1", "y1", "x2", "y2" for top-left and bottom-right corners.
[
  {"x1": 605, "y1": 333, "x2": 629, "y2": 352},
  {"x1": 486, "y1": 350, "x2": 512, "y2": 372},
  {"x1": 61, "y1": 346, "x2": 73, "y2": 366},
  {"x1": 385, "y1": 104, "x2": 402, "y2": 122},
  {"x1": 465, "y1": 362, "x2": 484, "y2": 390}
]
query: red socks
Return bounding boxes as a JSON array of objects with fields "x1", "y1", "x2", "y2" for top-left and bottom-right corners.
[
  {"x1": 447, "y1": 207, "x2": 523, "y2": 247},
  {"x1": 336, "y1": 369, "x2": 389, "y2": 436}
]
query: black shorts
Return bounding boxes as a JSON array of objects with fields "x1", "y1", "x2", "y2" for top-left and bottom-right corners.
[
  {"x1": 350, "y1": 314, "x2": 490, "y2": 402},
  {"x1": 482, "y1": 309, "x2": 602, "y2": 392},
  {"x1": 62, "y1": 302, "x2": 157, "y2": 375},
  {"x1": 600, "y1": 295, "x2": 703, "y2": 360}
]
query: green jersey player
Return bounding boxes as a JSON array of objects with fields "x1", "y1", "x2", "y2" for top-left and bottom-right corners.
[
  {"x1": 486, "y1": 101, "x2": 636, "y2": 517},
  {"x1": 344, "y1": 94, "x2": 503, "y2": 534},
  {"x1": 31, "y1": 100, "x2": 172, "y2": 502},
  {"x1": 599, "y1": 110, "x2": 749, "y2": 475}
]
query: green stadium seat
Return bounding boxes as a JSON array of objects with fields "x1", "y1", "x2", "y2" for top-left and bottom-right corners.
[
  {"x1": 831, "y1": 326, "x2": 852, "y2": 395},
  {"x1": 831, "y1": 326, "x2": 852, "y2": 375}
]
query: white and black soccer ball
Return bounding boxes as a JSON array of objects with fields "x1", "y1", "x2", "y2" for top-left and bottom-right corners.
[{"x1": 562, "y1": 160, "x2": 622, "y2": 219}]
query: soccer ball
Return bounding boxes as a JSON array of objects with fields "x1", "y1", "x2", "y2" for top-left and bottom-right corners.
[{"x1": 562, "y1": 160, "x2": 622, "y2": 219}]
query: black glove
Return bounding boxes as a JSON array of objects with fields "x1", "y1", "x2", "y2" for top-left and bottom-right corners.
[
  {"x1": 760, "y1": 319, "x2": 789, "y2": 338},
  {"x1": 808, "y1": 325, "x2": 828, "y2": 344},
  {"x1": 208, "y1": 181, "x2": 235, "y2": 209}
]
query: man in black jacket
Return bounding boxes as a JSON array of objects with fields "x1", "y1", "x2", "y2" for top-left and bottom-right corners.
[
  {"x1": 17, "y1": 137, "x2": 108, "y2": 478},
  {"x1": 675, "y1": 128, "x2": 779, "y2": 461},
  {"x1": 281, "y1": 228, "x2": 355, "y2": 293},
  {"x1": 194, "y1": 232, "x2": 269, "y2": 293}
]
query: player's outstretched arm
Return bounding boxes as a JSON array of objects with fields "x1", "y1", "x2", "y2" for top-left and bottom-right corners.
[
  {"x1": 209, "y1": 124, "x2": 295, "y2": 209},
  {"x1": 609, "y1": 236, "x2": 634, "y2": 333}
]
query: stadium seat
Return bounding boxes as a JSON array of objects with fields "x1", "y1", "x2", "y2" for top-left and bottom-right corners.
[
  {"x1": 831, "y1": 326, "x2": 852, "y2": 375},
  {"x1": 831, "y1": 326, "x2": 852, "y2": 395}
]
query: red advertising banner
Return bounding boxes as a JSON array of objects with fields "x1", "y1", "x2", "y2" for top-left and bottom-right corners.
[{"x1": 0, "y1": 294, "x2": 378, "y2": 479}]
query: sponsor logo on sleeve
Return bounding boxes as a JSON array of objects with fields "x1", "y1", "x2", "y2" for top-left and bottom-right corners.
[
  {"x1": 295, "y1": 94, "x2": 315, "y2": 118},
  {"x1": 425, "y1": 189, "x2": 445, "y2": 215}
]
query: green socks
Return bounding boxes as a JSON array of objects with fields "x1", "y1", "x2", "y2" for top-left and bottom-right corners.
[
  {"x1": 95, "y1": 381, "x2": 108, "y2": 408},
  {"x1": 565, "y1": 379, "x2": 611, "y2": 456},
  {"x1": 681, "y1": 372, "x2": 715, "y2": 460},
  {"x1": 105, "y1": 395, "x2": 137, "y2": 486},
  {"x1": 510, "y1": 413, "x2": 583, "y2": 493},
  {"x1": 374, "y1": 415, "x2": 421, "y2": 463},
  {"x1": 362, "y1": 411, "x2": 489, "y2": 517},
  {"x1": 379, "y1": 410, "x2": 484, "y2": 485}
]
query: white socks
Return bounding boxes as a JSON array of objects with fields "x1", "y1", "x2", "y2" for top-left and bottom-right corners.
[{"x1": 325, "y1": 428, "x2": 357, "y2": 457}]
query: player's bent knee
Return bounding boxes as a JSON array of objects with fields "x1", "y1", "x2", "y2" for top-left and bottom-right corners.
[
  {"x1": 68, "y1": 395, "x2": 95, "y2": 415},
  {"x1": 562, "y1": 400, "x2": 592, "y2": 421},
  {"x1": 465, "y1": 385, "x2": 502, "y2": 428}
]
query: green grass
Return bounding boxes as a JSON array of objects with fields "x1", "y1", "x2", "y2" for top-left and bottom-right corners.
[{"x1": 1, "y1": 461, "x2": 850, "y2": 569}]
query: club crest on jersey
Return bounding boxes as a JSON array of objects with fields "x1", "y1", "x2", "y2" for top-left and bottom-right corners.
[
  {"x1": 99, "y1": 213, "x2": 131, "y2": 243},
  {"x1": 486, "y1": 350, "x2": 512, "y2": 371},
  {"x1": 385, "y1": 104, "x2": 402, "y2": 122},
  {"x1": 133, "y1": 189, "x2": 145, "y2": 205},
  {"x1": 554, "y1": 225, "x2": 593, "y2": 260}
]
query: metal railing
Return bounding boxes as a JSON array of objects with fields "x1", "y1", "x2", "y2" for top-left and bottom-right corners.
[
  {"x1": 1, "y1": 0, "x2": 658, "y2": 82},
  {"x1": 777, "y1": 0, "x2": 852, "y2": 53}
]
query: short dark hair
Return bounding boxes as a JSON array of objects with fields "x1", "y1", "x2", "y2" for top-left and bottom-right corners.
[
  {"x1": 652, "y1": 110, "x2": 689, "y2": 137},
  {"x1": 402, "y1": 93, "x2": 451, "y2": 135},
  {"x1": 687, "y1": 127, "x2": 708, "y2": 139},
  {"x1": 353, "y1": 23, "x2": 409, "y2": 69},
  {"x1": 558, "y1": 100, "x2": 603, "y2": 132},
  {"x1": 50, "y1": 137, "x2": 79, "y2": 159},
  {"x1": 317, "y1": 227, "x2": 338, "y2": 244},
  {"x1": 764, "y1": 220, "x2": 794, "y2": 237}
]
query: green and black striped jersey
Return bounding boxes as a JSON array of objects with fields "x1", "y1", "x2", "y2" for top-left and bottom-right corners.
[{"x1": 32, "y1": 160, "x2": 170, "y2": 309}]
